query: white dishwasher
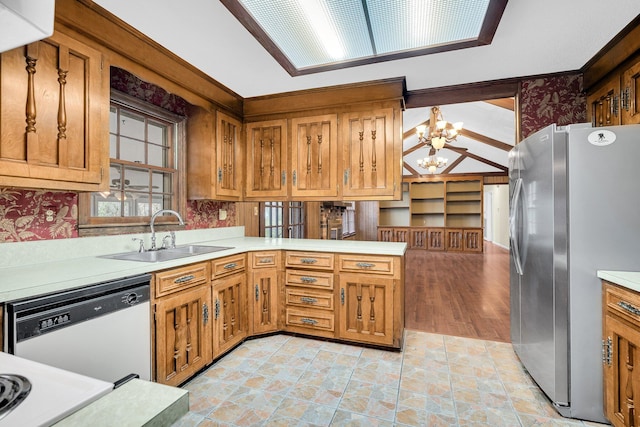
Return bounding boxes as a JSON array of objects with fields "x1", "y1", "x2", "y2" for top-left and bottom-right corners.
[{"x1": 5, "y1": 274, "x2": 152, "y2": 384}]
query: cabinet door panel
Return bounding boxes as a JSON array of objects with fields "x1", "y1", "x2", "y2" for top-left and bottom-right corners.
[
  {"x1": 251, "y1": 269, "x2": 279, "y2": 335},
  {"x1": 338, "y1": 273, "x2": 394, "y2": 346},
  {"x1": 245, "y1": 120, "x2": 287, "y2": 198},
  {"x1": 291, "y1": 114, "x2": 338, "y2": 198},
  {"x1": 154, "y1": 286, "x2": 212, "y2": 386},
  {"x1": 588, "y1": 78, "x2": 621, "y2": 127},
  {"x1": 0, "y1": 31, "x2": 107, "y2": 190},
  {"x1": 216, "y1": 111, "x2": 243, "y2": 197},
  {"x1": 342, "y1": 108, "x2": 397, "y2": 199},
  {"x1": 213, "y1": 273, "x2": 248, "y2": 356}
]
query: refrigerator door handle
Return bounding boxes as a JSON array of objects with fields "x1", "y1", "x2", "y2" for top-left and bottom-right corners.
[{"x1": 510, "y1": 178, "x2": 524, "y2": 275}]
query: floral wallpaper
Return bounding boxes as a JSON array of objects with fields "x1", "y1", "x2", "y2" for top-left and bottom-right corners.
[
  {"x1": 186, "y1": 200, "x2": 236, "y2": 229},
  {"x1": 519, "y1": 73, "x2": 587, "y2": 139},
  {"x1": 0, "y1": 189, "x2": 78, "y2": 241}
]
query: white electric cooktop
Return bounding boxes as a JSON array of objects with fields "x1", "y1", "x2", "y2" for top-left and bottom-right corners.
[{"x1": 0, "y1": 352, "x2": 112, "y2": 426}]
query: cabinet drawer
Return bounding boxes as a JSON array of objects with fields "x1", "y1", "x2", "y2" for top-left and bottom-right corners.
[
  {"x1": 285, "y1": 270, "x2": 334, "y2": 290},
  {"x1": 338, "y1": 254, "x2": 395, "y2": 275},
  {"x1": 285, "y1": 308, "x2": 334, "y2": 332},
  {"x1": 250, "y1": 251, "x2": 280, "y2": 269},
  {"x1": 285, "y1": 251, "x2": 334, "y2": 270},
  {"x1": 286, "y1": 288, "x2": 334, "y2": 310},
  {"x1": 211, "y1": 254, "x2": 246, "y2": 279},
  {"x1": 154, "y1": 262, "x2": 210, "y2": 298},
  {"x1": 604, "y1": 282, "x2": 640, "y2": 325}
]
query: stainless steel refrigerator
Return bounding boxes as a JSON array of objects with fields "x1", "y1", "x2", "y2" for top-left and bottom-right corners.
[{"x1": 509, "y1": 123, "x2": 640, "y2": 423}]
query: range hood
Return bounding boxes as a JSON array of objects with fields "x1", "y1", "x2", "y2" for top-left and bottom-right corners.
[{"x1": 0, "y1": 0, "x2": 55, "y2": 53}]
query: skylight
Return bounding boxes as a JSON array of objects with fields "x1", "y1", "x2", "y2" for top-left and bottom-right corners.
[{"x1": 220, "y1": 0, "x2": 507, "y2": 76}]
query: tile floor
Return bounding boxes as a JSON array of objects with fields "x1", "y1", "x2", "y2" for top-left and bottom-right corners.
[{"x1": 172, "y1": 331, "x2": 607, "y2": 426}]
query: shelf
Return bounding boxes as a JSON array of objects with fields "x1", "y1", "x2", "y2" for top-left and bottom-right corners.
[
  {"x1": 446, "y1": 192, "x2": 481, "y2": 202},
  {"x1": 411, "y1": 199, "x2": 444, "y2": 214},
  {"x1": 379, "y1": 207, "x2": 410, "y2": 226},
  {"x1": 446, "y1": 181, "x2": 482, "y2": 193},
  {"x1": 411, "y1": 214, "x2": 444, "y2": 227},
  {"x1": 410, "y1": 182, "x2": 444, "y2": 199},
  {"x1": 446, "y1": 214, "x2": 482, "y2": 228}
]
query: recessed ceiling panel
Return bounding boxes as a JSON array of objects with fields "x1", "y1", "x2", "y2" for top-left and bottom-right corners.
[{"x1": 223, "y1": 0, "x2": 507, "y2": 75}]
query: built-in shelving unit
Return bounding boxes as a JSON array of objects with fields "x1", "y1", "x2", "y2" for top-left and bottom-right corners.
[
  {"x1": 378, "y1": 182, "x2": 410, "y2": 226},
  {"x1": 378, "y1": 176, "x2": 484, "y2": 252}
]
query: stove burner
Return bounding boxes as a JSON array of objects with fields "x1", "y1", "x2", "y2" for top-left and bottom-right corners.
[{"x1": 0, "y1": 374, "x2": 31, "y2": 421}]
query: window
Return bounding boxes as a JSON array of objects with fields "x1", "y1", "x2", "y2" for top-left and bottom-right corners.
[
  {"x1": 79, "y1": 91, "x2": 186, "y2": 232},
  {"x1": 262, "y1": 201, "x2": 305, "y2": 238}
]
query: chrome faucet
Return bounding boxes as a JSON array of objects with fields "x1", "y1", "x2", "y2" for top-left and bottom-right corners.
[{"x1": 150, "y1": 209, "x2": 185, "y2": 251}]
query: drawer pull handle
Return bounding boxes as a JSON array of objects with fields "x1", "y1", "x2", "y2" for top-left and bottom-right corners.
[
  {"x1": 341, "y1": 288, "x2": 345, "y2": 305},
  {"x1": 356, "y1": 262, "x2": 375, "y2": 269},
  {"x1": 174, "y1": 274, "x2": 195, "y2": 284},
  {"x1": 300, "y1": 276, "x2": 317, "y2": 283},
  {"x1": 258, "y1": 258, "x2": 272, "y2": 264},
  {"x1": 255, "y1": 284, "x2": 260, "y2": 301},
  {"x1": 618, "y1": 301, "x2": 640, "y2": 316},
  {"x1": 215, "y1": 298, "x2": 220, "y2": 320},
  {"x1": 301, "y1": 258, "x2": 318, "y2": 264},
  {"x1": 224, "y1": 262, "x2": 238, "y2": 269},
  {"x1": 300, "y1": 297, "x2": 318, "y2": 304},
  {"x1": 301, "y1": 318, "x2": 318, "y2": 325}
]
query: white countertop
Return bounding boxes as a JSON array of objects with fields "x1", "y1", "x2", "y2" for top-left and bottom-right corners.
[
  {"x1": 597, "y1": 270, "x2": 640, "y2": 293},
  {"x1": 0, "y1": 227, "x2": 406, "y2": 302}
]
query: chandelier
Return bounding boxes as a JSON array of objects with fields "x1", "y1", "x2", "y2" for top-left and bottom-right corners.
[
  {"x1": 417, "y1": 155, "x2": 448, "y2": 174},
  {"x1": 415, "y1": 106, "x2": 462, "y2": 174}
]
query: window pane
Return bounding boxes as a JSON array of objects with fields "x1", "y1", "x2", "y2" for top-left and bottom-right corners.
[
  {"x1": 148, "y1": 121, "x2": 166, "y2": 145},
  {"x1": 110, "y1": 134, "x2": 117, "y2": 158},
  {"x1": 148, "y1": 144, "x2": 167, "y2": 167},
  {"x1": 124, "y1": 167, "x2": 150, "y2": 191},
  {"x1": 119, "y1": 137, "x2": 146, "y2": 163},
  {"x1": 151, "y1": 171, "x2": 171, "y2": 193},
  {"x1": 120, "y1": 110, "x2": 145, "y2": 139}
]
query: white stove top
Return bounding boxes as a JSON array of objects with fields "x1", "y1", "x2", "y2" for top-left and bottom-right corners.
[{"x1": 0, "y1": 352, "x2": 112, "y2": 426}]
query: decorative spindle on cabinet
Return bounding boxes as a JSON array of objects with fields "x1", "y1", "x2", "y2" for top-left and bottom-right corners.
[
  {"x1": 0, "y1": 31, "x2": 108, "y2": 191},
  {"x1": 290, "y1": 114, "x2": 338, "y2": 199},
  {"x1": 341, "y1": 108, "x2": 399, "y2": 199},
  {"x1": 602, "y1": 280, "x2": 640, "y2": 427},
  {"x1": 245, "y1": 119, "x2": 288, "y2": 198}
]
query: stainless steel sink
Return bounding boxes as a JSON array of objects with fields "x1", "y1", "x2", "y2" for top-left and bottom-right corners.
[{"x1": 100, "y1": 245, "x2": 233, "y2": 263}]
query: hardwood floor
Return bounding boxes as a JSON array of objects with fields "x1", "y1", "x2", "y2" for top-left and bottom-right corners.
[{"x1": 404, "y1": 241, "x2": 511, "y2": 342}]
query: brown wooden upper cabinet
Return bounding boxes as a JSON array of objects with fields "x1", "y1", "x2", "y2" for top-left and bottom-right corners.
[
  {"x1": 245, "y1": 119, "x2": 288, "y2": 199},
  {"x1": 587, "y1": 54, "x2": 640, "y2": 127},
  {"x1": 0, "y1": 31, "x2": 108, "y2": 191},
  {"x1": 341, "y1": 108, "x2": 398, "y2": 199},
  {"x1": 290, "y1": 114, "x2": 338, "y2": 199},
  {"x1": 188, "y1": 109, "x2": 243, "y2": 201}
]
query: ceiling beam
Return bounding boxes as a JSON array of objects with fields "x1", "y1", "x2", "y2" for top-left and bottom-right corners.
[
  {"x1": 462, "y1": 128, "x2": 513, "y2": 151},
  {"x1": 403, "y1": 162, "x2": 420, "y2": 176},
  {"x1": 484, "y1": 98, "x2": 514, "y2": 110},
  {"x1": 405, "y1": 79, "x2": 518, "y2": 108},
  {"x1": 447, "y1": 146, "x2": 508, "y2": 171},
  {"x1": 441, "y1": 155, "x2": 466, "y2": 174},
  {"x1": 402, "y1": 119, "x2": 428, "y2": 140}
]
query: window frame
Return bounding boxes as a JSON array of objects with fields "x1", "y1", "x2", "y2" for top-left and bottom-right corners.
[{"x1": 78, "y1": 90, "x2": 187, "y2": 236}]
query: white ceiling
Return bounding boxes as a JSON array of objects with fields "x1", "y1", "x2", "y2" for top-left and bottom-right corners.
[{"x1": 94, "y1": 0, "x2": 640, "y2": 99}]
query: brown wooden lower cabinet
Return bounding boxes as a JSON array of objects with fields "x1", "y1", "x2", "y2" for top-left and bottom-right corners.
[
  {"x1": 603, "y1": 281, "x2": 640, "y2": 427},
  {"x1": 154, "y1": 285, "x2": 212, "y2": 387},
  {"x1": 212, "y1": 272, "x2": 248, "y2": 357},
  {"x1": 152, "y1": 249, "x2": 404, "y2": 387},
  {"x1": 378, "y1": 226, "x2": 482, "y2": 252},
  {"x1": 338, "y1": 273, "x2": 394, "y2": 346}
]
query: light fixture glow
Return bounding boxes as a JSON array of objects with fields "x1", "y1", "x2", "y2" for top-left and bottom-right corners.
[
  {"x1": 417, "y1": 155, "x2": 448, "y2": 174},
  {"x1": 300, "y1": 0, "x2": 345, "y2": 60}
]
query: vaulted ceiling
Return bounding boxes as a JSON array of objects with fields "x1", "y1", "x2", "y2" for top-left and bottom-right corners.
[{"x1": 403, "y1": 100, "x2": 515, "y2": 177}]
